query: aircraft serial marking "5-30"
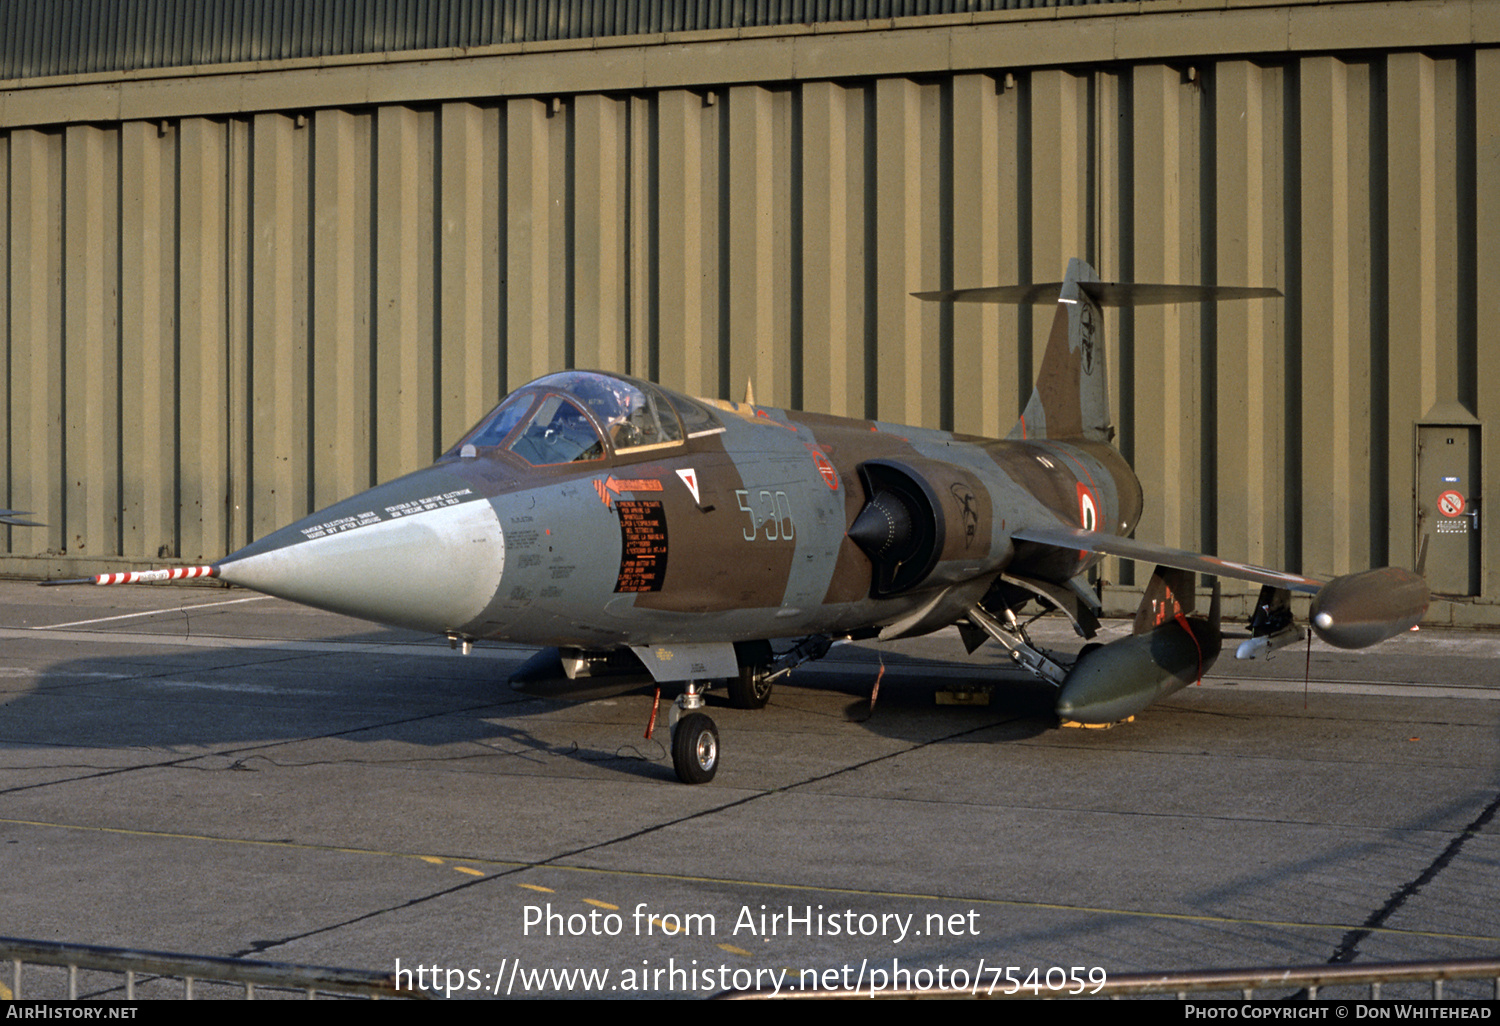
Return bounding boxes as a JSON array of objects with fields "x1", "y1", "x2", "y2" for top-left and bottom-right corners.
[{"x1": 47, "y1": 259, "x2": 1429, "y2": 784}]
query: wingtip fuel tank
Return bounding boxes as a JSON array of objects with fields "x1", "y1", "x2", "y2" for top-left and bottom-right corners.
[{"x1": 1309, "y1": 567, "x2": 1430, "y2": 650}]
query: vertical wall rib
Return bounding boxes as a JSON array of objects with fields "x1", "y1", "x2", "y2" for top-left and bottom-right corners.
[
  {"x1": 573, "y1": 93, "x2": 627, "y2": 373},
  {"x1": 948, "y1": 74, "x2": 1004, "y2": 437},
  {"x1": 248, "y1": 112, "x2": 307, "y2": 540},
  {"x1": 373, "y1": 105, "x2": 434, "y2": 480},
  {"x1": 176, "y1": 117, "x2": 229, "y2": 561},
  {"x1": 119, "y1": 119, "x2": 178, "y2": 559},
  {"x1": 437, "y1": 102, "x2": 502, "y2": 454},
  {"x1": 310, "y1": 107, "x2": 372, "y2": 509},
  {"x1": 727, "y1": 84, "x2": 783, "y2": 408},
  {"x1": 9, "y1": 129, "x2": 64, "y2": 556},
  {"x1": 0, "y1": 130, "x2": 8, "y2": 541},
  {"x1": 655, "y1": 89, "x2": 714, "y2": 398},
  {"x1": 63, "y1": 124, "x2": 119, "y2": 559},
  {"x1": 1386, "y1": 52, "x2": 1442, "y2": 568},
  {"x1": 1212, "y1": 61, "x2": 1286, "y2": 575},
  {"x1": 1476, "y1": 49, "x2": 1500, "y2": 600},
  {"x1": 1129, "y1": 64, "x2": 1202, "y2": 559},
  {"x1": 504, "y1": 97, "x2": 563, "y2": 388},
  {"x1": 873, "y1": 77, "x2": 940, "y2": 428},
  {"x1": 1298, "y1": 56, "x2": 1373, "y2": 578}
]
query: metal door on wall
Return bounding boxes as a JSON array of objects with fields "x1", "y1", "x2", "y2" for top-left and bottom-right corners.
[{"x1": 1416, "y1": 424, "x2": 1481, "y2": 596}]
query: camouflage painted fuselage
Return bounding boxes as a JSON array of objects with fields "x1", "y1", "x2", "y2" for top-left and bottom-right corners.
[{"x1": 216, "y1": 379, "x2": 1143, "y2": 654}]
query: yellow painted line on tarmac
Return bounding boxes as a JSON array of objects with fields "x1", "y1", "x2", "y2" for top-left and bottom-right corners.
[
  {"x1": 518, "y1": 883, "x2": 554, "y2": 893},
  {"x1": 464, "y1": 862, "x2": 1500, "y2": 946},
  {"x1": 583, "y1": 899, "x2": 619, "y2": 910},
  {"x1": 0, "y1": 982, "x2": 12, "y2": 1000},
  {"x1": 719, "y1": 945, "x2": 752, "y2": 956},
  {"x1": 454, "y1": 866, "x2": 484, "y2": 877},
  {"x1": 8, "y1": 816, "x2": 1497, "y2": 948},
  {"x1": 0, "y1": 816, "x2": 529, "y2": 872}
]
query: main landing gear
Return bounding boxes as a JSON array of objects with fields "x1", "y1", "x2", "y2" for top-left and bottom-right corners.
[
  {"x1": 965, "y1": 602, "x2": 1070, "y2": 687},
  {"x1": 727, "y1": 664, "x2": 773, "y2": 709}
]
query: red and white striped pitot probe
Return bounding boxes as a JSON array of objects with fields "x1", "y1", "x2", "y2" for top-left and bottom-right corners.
[{"x1": 43, "y1": 565, "x2": 219, "y2": 586}]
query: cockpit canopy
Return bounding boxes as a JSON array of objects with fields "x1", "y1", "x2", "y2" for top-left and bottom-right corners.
[{"x1": 446, "y1": 371, "x2": 722, "y2": 466}]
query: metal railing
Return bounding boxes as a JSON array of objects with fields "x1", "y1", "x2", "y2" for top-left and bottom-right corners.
[
  {"x1": 716, "y1": 957, "x2": 1500, "y2": 1000},
  {"x1": 1092, "y1": 958, "x2": 1500, "y2": 1000},
  {"x1": 0, "y1": 936, "x2": 422, "y2": 1000}
]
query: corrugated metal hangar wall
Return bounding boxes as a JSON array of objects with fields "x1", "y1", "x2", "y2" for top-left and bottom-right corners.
[{"x1": 1, "y1": 0, "x2": 1496, "y2": 623}]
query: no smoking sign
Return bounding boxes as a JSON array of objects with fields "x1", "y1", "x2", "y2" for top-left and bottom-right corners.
[{"x1": 1438, "y1": 490, "x2": 1466, "y2": 518}]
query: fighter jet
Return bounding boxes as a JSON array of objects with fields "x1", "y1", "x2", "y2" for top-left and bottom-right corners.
[{"x1": 51, "y1": 258, "x2": 1429, "y2": 783}]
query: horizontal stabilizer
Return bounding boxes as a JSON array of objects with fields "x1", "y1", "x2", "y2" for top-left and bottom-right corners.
[
  {"x1": 914, "y1": 282, "x2": 1281, "y2": 306},
  {"x1": 0, "y1": 509, "x2": 44, "y2": 527},
  {"x1": 1011, "y1": 525, "x2": 1323, "y2": 594}
]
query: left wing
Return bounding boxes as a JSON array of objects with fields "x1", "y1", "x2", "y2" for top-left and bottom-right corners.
[
  {"x1": 1012, "y1": 525, "x2": 1429, "y2": 651},
  {"x1": 1011, "y1": 525, "x2": 1323, "y2": 593}
]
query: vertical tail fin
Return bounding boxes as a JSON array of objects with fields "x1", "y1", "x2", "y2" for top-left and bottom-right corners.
[
  {"x1": 913, "y1": 259, "x2": 1279, "y2": 443},
  {"x1": 913, "y1": 257, "x2": 1112, "y2": 442},
  {"x1": 1011, "y1": 258, "x2": 1110, "y2": 442}
]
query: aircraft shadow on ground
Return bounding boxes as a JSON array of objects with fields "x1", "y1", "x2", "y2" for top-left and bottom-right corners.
[{"x1": 1, "y1": 629, "x2": 1062, "y2": 778}]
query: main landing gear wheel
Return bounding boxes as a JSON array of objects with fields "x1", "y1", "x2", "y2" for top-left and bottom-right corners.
[
  {"x1": 727, "y1": 665, "x2": 773, "y2": 709},
  {"x1": 672, "y1": 712, "x2": 719, "y2": 784}
]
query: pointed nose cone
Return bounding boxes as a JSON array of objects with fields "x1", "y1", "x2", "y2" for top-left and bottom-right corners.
[{"x1": 216, "y1": 466, "x2": 505, "y2": 635}]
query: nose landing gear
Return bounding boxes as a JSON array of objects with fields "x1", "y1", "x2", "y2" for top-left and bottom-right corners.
[{"x1": 669, "y1": 682, "x2": 719, "y2": 784}]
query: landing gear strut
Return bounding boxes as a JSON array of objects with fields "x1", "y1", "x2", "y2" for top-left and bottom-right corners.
[
  {"x1": 663, "y1": 637, "x2": 838, "y2": 783},
  {"x1": 966, "y1": 603, "x2": 1069, "y2": 686}
]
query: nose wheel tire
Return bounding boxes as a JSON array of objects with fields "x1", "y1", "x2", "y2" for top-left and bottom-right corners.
[{"x1": 672, "y1": 712, "x2": 719, "y2": 784}]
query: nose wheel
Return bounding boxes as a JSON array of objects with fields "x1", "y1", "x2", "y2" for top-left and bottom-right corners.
[
  {"x1": 669, "y1": 682, "x2": 719, "y2": 784},
  {"x1": 671, "y1": 712, "x2": 719, "y2": 784}
]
